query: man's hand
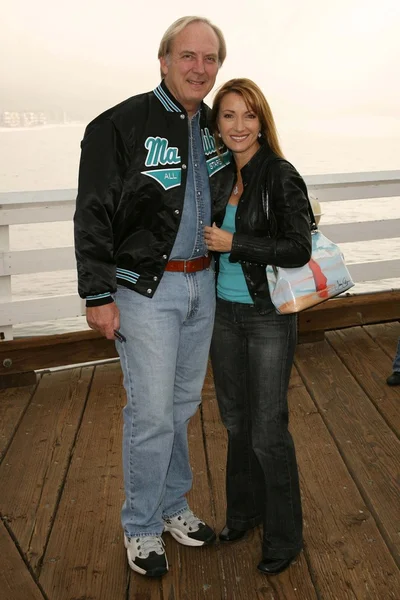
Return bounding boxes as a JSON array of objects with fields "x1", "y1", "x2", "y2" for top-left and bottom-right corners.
[
  {"x1": 204, "y1": 222, "x2": 233, "y2": 253},
  {"x1": 86, "y1": 302, "x2": 120, "y2": 340}
]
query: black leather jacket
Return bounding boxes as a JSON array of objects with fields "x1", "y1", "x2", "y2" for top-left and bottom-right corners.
[
  {"x1": 211, "y1": 143, "x2": 312, "y2": 313},
  {"x1": 74, "y1": 80, "x2": 230, "y2": 307}
]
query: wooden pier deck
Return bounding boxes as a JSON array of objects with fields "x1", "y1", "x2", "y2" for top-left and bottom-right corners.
[{"x1": 1, "y1": 322, "x2": 399, "y2": 600}]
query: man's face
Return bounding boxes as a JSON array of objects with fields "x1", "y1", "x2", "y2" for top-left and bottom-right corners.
[{"x1": 160, "y1": 22, "x2": 220, "y2": 117}]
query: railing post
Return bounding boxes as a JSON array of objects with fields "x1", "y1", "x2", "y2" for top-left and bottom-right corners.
[{"x1": 0, "y1": 224, "x2": 13, "y2": 341}]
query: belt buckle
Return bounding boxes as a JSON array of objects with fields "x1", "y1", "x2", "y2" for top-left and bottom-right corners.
[{"x1": 183, "y1": 259, "x2": 189, "y2": 273}]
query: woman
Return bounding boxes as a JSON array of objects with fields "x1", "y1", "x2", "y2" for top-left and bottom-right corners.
[{"x1": 204, "y1": 79, "x2": 311, "y2": 575}]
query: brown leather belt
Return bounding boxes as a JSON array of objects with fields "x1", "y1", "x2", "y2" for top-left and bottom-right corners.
[{"x1": 165, "y1": 255, "x2": 212, "y2": 273}]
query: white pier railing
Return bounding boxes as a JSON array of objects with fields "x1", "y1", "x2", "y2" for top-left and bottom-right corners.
[{"x1": 0, "y1": 170, "x2": 400, "y2": 341}]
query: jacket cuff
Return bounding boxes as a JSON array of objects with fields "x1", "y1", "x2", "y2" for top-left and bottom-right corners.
[{"x1": 85, "y1": 292, "x2": 114, "y2": 308}]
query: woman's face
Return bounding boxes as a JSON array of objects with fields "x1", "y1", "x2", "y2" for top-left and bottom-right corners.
[{"x1": 217, "y1": 92, "x2": 261, "y2": 166}]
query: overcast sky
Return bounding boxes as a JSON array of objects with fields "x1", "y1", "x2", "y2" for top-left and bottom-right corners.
[{"x1": 1, "y1": 0, "x2": 399, "y2": 123}]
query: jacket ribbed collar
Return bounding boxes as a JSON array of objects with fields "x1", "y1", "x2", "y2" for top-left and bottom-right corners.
[{"x1": 153, "y1": 79, "x2": 206, "y2": 116}]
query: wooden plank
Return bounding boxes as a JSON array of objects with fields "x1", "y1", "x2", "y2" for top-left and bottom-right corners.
[
  {"x1": 200, "y1": 368, "x2": 265, "y2": 600},
  {"x1": 39, "y1": 363, "x2": 128, "y2": 600},
  {"x1": 0, "y1": 330, "x2": 118, "y2": 376},
  {"x1": 201, "y1": 363, "x2": 318, "y2": 599},
  {"x1": 365, "y1": 321, "x2": 400, "y2": 360},
  {"x1": 0, "y1": 520, "x2": 45, "y2": 600},
  {"x1": 320, "y1": 219, "x2": 400, "y2": 243},
  {"x1": 1, "y1": 172, "x2": 398, "y2": 207},
  {"x1": 298, "y1": 331, "x2": 325, "y2": 344},
  {"x1": 0, "y1": 294, "x2": 85, "y2": 326},
  {"x1": 2, "y1": 170, "x2": 399, "y2": 208},
  {"x1": 327, "y1": 327, "x2": 400, "y2": 436},
  {"x1": 309, "y1": 182, "x2": 400, "y2": 201},
  {"x1": 0, "y1": 189, "x2": 76, "y2": 205},
  {"x1": 1, "y1": 292, "x2": 398, "y2": 378},
  {"x1": 349, "y1": 259, "x2": 400, "y2": 283},
  {"x1": 0, "y1": 204, "x2": 74, "y2": 226},
  {"x1": 0, "y1": 383, "x2": 36, "y2": 460},
  {"x1": 305, "y1": 169, "x2": 400, "y2": 187},
  {"x1": 289, "y1": 367, "x2": 399, "y2": 598},
  {"x1": 3, "y1": 223, "x2": 391, "y2": 286},
  {"x1": 160, "y1": 402, "x2": 222, "y2": 599},
  {"x1": 306, "y1": 173, "x2": 400, "y2": 202},
  {"x1": 295, "y1": 339, "x2": 400, "y2": 563},
  {"x1": 0, "y1": 371, "x2": 37, "y2": 389},
  {"x1": 0, "y1": 367, "x2": 93, "y2": 571},
  {"x1": 0, "y1": 247, "x2": 75, "y2": 276},
  {"x1": 298, "y1": 291, "x2": 400, "y2": 334},
  {"x1": 128, "y1": 575, "x2": 163, "y2": 600},
  {"x1": 199, "y1": 363, "x2": 228, "y2": 536}
]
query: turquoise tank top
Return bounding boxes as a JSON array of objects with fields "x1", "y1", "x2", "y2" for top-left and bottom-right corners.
[{"x1": 217, "y1": 204, "x2": 253, "y2": 304}]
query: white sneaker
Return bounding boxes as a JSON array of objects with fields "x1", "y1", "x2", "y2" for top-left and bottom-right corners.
[
  {"x1": 163, "y1": 508, "x2": 216, "y2": 547},
  {"x1": 124, "y1": 535, "x2": 168, "y2": 577}
]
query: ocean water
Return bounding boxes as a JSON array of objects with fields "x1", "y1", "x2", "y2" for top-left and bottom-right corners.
[{"x1": 0, "y1": 117, "x2": 399, "y2": 336}]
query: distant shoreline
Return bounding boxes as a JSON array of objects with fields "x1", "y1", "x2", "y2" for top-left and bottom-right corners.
[{"x1": 0, "y1": 122, "x2": 85, "y2": 132}]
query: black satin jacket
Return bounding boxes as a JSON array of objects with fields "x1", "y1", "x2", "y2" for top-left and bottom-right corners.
[
  {"x1": 211, "y1": 144, "x2": 312, "y2": 313},
  {"x1": 74, "y1": 80, "x2": 230, "y2": 307}
]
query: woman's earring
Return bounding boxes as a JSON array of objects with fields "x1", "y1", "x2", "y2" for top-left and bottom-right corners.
[
  {"x1": 218, "y1": 132, "x2": 222, "y2": 138},
  {"x1": 258, "y1": 132, "x2": 262, "y2": 138}
]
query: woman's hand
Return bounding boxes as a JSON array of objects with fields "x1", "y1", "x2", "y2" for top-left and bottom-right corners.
[{"x1": 204, "y1": 223, "x2": 233, "y2": 253}]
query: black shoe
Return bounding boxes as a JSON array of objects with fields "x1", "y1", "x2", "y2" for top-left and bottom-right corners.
[
  {"x1": 219, "y1": 526, "x2": 247, "y2": 543},
  {"x1": 257, "y1": 555, "x2": 297, "y2": 575},
  {"x1": 387, "y1": 372, "x2": 400, "y2": 386}
]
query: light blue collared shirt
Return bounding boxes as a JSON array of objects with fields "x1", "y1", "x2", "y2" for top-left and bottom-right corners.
[{"x1": 170, "y1": 111, "x2": 211, "y2": 259}]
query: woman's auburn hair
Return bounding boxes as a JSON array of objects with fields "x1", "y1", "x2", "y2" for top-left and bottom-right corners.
[{"x1": 210, "y1": 78, "x2": 285, "y2": 159}]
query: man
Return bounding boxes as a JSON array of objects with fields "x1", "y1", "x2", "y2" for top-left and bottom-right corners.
[{"x1": 74, "y1": 16, "x2": 228, "y2": 577}]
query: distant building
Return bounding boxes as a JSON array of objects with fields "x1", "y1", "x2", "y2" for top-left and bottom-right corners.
[
  {"x1": 1, "y1": 112, "x2": 20, "y2": 127},
  {"x1": 0, "y1": 111, "x2": 47, "y2": 127}
]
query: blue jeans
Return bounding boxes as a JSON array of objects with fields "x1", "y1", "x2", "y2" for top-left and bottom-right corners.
[
  {"x1": 210, "y1": 298, "x2": 303, "y2": 559},
  {"x1": 114, "y1": 268, "x2": 215, "y2": 537},
  {"x1": 393, "y1": 337, "x2": 400, "y2": 372}
]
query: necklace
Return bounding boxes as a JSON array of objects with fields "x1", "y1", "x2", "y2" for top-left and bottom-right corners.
[{"x1": 233, "y1": 175, "x2": 242, "y2": 196}]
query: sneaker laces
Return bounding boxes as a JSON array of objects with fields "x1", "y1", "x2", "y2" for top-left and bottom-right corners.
[
  {"x1": 175, "y1": 509, "x2": 204, "y2": 532},
  {"x1": 132, "y1": 535, "x2": 165, "y2": 557}
]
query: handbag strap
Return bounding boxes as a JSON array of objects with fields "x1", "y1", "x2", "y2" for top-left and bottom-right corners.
[{"x1": 261, "y1": 157, "x2": 318, "y2": 232}]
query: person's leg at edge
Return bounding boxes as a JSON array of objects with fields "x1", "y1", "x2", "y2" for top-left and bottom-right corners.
[
  {"x1": 393, "y1": 338, "x2": 400, "y2": 372},
  {"x1": 387, "y1": 337, "x2": 400, "y2": 385}
]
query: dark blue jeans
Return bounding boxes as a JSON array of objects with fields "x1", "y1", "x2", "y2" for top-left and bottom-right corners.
[{"x1": 210, "y1": 298, "x2": 303, "y2": 559}]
